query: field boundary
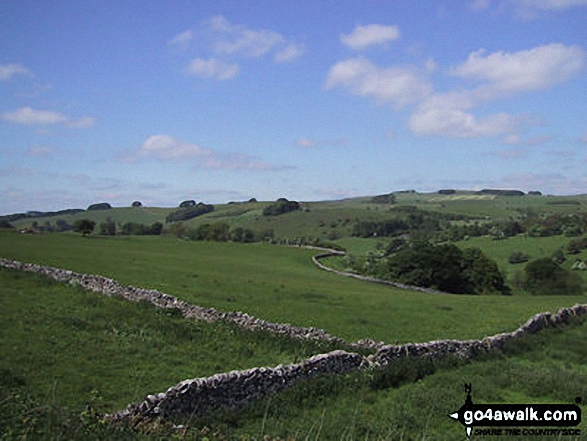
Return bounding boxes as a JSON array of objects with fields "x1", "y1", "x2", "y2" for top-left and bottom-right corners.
[
  {"x1": 311, "y1": 250, "x2": 445, "y2": 294},
  {"x1": 2, "y1": 257, "x2": 587, "y2": 423}
]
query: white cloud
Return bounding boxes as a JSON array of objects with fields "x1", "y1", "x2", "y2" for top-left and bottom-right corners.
[
  {"x1": 200, "y1": 15, "x2": 302, "y2": 62},
  {"x1": 324, "y1": 57, "x2": 432, "y2": 107},
  {"x1": 168, "y1": 30, "x2": 194, "y2": 45},
  {"x1": 206, "y1": 15, "x2": 284, "y2": 58},
  {"x1": 132, "y1": 135, "x2": 293, "y2": 171},
  {"x1": 137, "y1": 135, "x2": 210, "y2": 160},
  {"x1": 0, "y1": 63, "x2": 32, "y2": 81},
  {"x1": 274, "y1": 44, "x2": 304, "y2": 63},
  {"x1": 295, "y1": 138, "x2": 347, "y2": 148},
  {"x1": 410, "y1": 106, "x2": 521, "y2": 138},
  {"x1": 489, "y1": 148, "x2": 529, "y2": 159},
  {"x1": 1, "y1": 107, "x2": 96, "y2": 128},
  {"x1": 340, "y1": 24, "x2": 400, "y2": 50},
  {"x1": 408, "y1": 43, "x2": 584, "y2": 139},
  {"x1": 187, "y1": 58, "x2": 240, "y2": 80},
  {"x1": 474, "y1": 0, "x2": 587, "y2": 18},
  {"x1": 2, "y1": 107, "x2": 68, "y2": 125},
  {"x1": 501, "y1": 133, "x2": 551, "y2": 145},
  {"x1": 296, "y1": 138, "x2": 318, "y2": 148},
  {"x1": 68, "y1": 116, "x2": 97, "y2": 128},
  {"x1": 452, "y1": 44, "x2": 585, "y2": 94}
]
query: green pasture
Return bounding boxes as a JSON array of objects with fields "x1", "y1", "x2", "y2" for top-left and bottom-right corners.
[
  {"x1": 11, "y1": 206, "x2": 173, "y2": 230},
  {"x1": 0, "y1": 230, "x2": 584, "y2": 345},
  {"x1": 2, "y1": 265, "x2": 586, "y2": 439},
  {"x1": 0, "y1": 268, "x2": 334, "y2": 413},
  {"x1": 456, "y1": 235, "x2": 587, "y2": 282},
  {"x1": 205, "y1": 317, "x2": 587, "y2": 440}
]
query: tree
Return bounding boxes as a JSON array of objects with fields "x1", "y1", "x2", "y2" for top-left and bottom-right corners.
[
  {"x1": 99, "y1": 218, "x2": 116, "y2": 235},
  {"x1": 131, "y1": 201, "x2": 142, "y2": 207},
  {"x1": 262, "y1": 199, "x2": 300, "y2": 216},
  {"x1": 87, "y1": 202, "x2": 112, "y2": 211},
  {"x1": 524, "y1": 258, "x2": 584, "y2": 295},
  {"x1": 0, "y1": 219, "x2": 13, "y2": 229},
  {"x1": 73, "y1": 219, "x2": 96, "y2": 236},
  {"x1": 150, "y1": 222, "x2": 163, "y2": 235},
  {"x1": 508, "y1": 250, "x2": 529, "y2": 264},
  {"x1": 179, "y1": 200, "x2": 196, "y2": 208},
  {"x1": 371, "y1": 193, "x2": 396, "y2": 204}
]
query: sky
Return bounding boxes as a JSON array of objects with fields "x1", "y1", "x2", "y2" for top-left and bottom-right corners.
[{"x1": 1, "y1": 0, "x2": 587, "y2": 214}]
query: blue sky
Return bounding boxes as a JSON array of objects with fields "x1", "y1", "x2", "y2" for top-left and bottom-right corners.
[{"x1": 1, "y1": 0, "x2": 586, "y2": 214}]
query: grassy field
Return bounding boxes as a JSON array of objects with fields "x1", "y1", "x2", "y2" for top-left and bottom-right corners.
[
  {"x1": 192, "y1": 317, "x2": 587, "y2": 440},
  {"x1": 0, "y1": 268, "x2": 336, "y2": 413},
  {"x1": 455, "y1": 235, "x2": 587, "y2": 281},
  {"x1": 2, "y1": 192, "x2": 587, "y2": 439},
  {"x1": 0, "y1": 230, "x2": 584, "y2": 345},
  {"x1": 2, "y1": 264, "x2": 585, "y2": 439}
]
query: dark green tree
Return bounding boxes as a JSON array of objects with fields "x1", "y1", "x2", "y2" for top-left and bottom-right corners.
[
  {"x1": 99, "y1": 218, "x2": 116, "y2": 235},
  {"x1": 524, "y1": 258, "x2": 584, "y2": 295},
  {"x1": 73, "y1": 219, "x2": 96, "y2": 236}
]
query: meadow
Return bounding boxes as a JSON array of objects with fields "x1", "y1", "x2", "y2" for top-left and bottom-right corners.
[
  {"x1": 2, "y1": 192, "x2": 587, "y2": 439},
  {"x1": 1, "y1": 266, "x2": 585, "y2": 439},
  {"x1": 0, "y1": 230, "x2": 583, "y2": 345}
]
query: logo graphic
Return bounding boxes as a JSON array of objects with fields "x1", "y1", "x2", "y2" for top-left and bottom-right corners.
[{"x1": 449, "y1": 383, "x2": 581, "y2": 438}]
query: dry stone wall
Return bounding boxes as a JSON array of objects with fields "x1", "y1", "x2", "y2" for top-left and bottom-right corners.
[
  {"x1": 372, "y1": 304, "x2": 587, "y2": 365},
  {"x1": 2, "y1": 257, "x2": 587, "y2": 422},
  {"x1": 0, "y1": 257, "x2": 355, "y2": 347},
  {"x1": 111, "y1": 350, "x2": 365, "y2": 421},
  {"x1": 312, "y1": 252, "x2": 444, "y2": 295}
]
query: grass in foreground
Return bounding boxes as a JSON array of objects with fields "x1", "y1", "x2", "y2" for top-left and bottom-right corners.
[
  {"x1": 0, "y1": 230, "x2": 584, "y2": 345},
  {"x1": 175, "y1": 318, "x2": 587, "y2": 440},
  {"x1": 0, "y1": 267, "x2": 338, "y2": 415}
]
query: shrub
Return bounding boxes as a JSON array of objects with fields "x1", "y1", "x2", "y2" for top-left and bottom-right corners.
[
  {"x1": 508, "y1": 250, "x2": 529, "y2": 264},
  {"x1": 86, "y1": 202, "x2": 111, "y2": 211},
  {"x1": 524, "y1": 258, "x2": 584, "y2": 295},
  {"x1": 165, "y1": 203, "x2": 214, "y2": 223},
  {"x1": 262, "y1": 199, "x2": 300, "y2": 216},
  {"x1": 371, "y1": 193, "x2": 396, "y2": 204},
  {"x1": 179, "y1": 200, "x2": 196, "y2": 208},
  {"x1": 73, "y1": 219, "x2": 95, "y2": 236}
]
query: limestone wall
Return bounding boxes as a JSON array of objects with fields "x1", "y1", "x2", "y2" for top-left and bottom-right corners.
[
  {"x1": 111, "y1": 350, "x2": 365, "y2": 421},
  {"x1": 372, "y1": 304, "x2": 587, "y2": 365},
  {"x1": 2, "y1": 257, "x2": 586, "y2": 422},
  {"x1": 0, "y1": 258, "x2": 353, "y2": 347},
  {"x1": 312, "y1": 252, "x2": 444, "y2": 295}
]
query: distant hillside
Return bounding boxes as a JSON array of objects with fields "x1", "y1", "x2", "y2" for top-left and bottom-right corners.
[{"x1": 2, "y1": 191, "x2": 586, "y2": 249}]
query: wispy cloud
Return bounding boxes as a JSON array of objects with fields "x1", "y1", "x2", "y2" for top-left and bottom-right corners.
[
  {"x1": 274, "y1": 43, "x2": 305, "y2": 63},
  {"x1": 409, "y1": 43, "x2": 584, "y2": 138},
  {"x1": 324, "y1": 57, "x2": 432, "y2": 108},
  {"x1": 187, "y1": 58, "x2": 240, "y2": 80},
  {"x1": 1, "y1": 107, "x2": 96, "y2": 128},
  {"x1": 295, "y1": 138, "x2": 348, "y2": 148},
  {"x1": 488, "y1": 148, "x2": 529, "y2": 159},
  {"x1": 472, "y1": 0, "x2": 587, "y2": 18},
  {"x1": 451, "y1": 44, "x2": 585, "y2": 95},
  {"x1": 168, "y1": 29, "x2": 194, "y2": 46},
  {"x1": 125, "y1": 135, "x2": 294, "y2": 172},
  {"x1": 501, "y1": 134, "x2": 552, "y2": 145},
  {"x1": 171, "y1": 15, "x2": 304, "y2": 81},
  {"x1": 0, "y1": 63, "x2": 32, "y2": 81},
  {"x1": 341, "y1": 24, "x2": 400, "y2": 50},
  {"x1": 26, "y1": 145, "x2": 57, "y2": 157}
]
